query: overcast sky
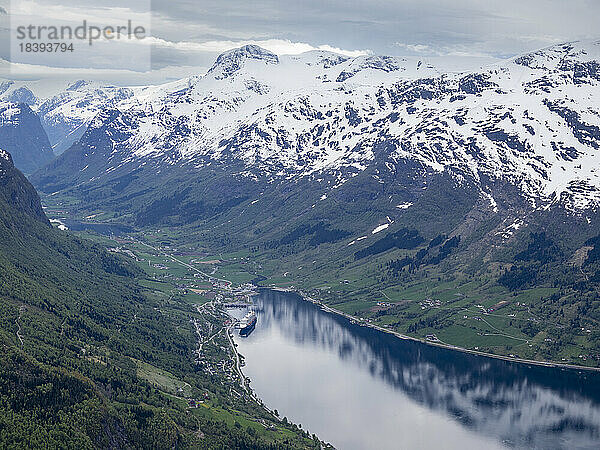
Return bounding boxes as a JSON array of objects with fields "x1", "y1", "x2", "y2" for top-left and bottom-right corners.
[{"x1": 1, "y1": 0, "x2": 600, "y2": 84}]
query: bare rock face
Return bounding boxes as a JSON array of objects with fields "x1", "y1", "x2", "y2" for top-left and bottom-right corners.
[
  {"x1": 0, "y1": 103, "x2": 54, "y2": 174},
  {"x1": 208, "y1": 44, "x2": 279, "y2": 78},
  {"x1": 0, "y1": 148, "x2": 48, "y2": 224}
]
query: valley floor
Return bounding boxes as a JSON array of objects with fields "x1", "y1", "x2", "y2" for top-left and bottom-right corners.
[
  {"x1": 73, "y1": 223, "x2": 600, "y2": 373},
  {"x1": 69, "y1": 228, "x2": 329, "y2": 448}
]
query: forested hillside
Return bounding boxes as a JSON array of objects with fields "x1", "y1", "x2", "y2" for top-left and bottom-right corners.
[{"x1": 0, "y1": 150, "x2": 315, "y2": 448}]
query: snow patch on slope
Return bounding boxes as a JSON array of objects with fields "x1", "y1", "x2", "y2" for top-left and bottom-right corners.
[{"x1": 372, "y1": 223, "x2": 390, "y2": 234}]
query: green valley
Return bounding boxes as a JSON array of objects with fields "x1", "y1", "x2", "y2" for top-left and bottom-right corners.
[{"x1": 0, "y1": 152, "x2": 321, "y2": 449}]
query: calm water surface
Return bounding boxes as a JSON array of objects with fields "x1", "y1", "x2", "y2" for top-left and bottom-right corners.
[{"x1": 232, "y1": 290, "x2": 600, "y2": 450}]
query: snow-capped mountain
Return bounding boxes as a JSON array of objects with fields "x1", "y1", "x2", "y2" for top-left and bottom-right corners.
[
  {"x1": 1, "y1": 79, "x2": 134, "y2": 155},
  {"x1": 0, "y1": 102, "x2": 54, "y2": 174},
  {"x1": 30, "y1": 41, "x2": 600, "y2": 217},
  {"x1": 35, "y1": 80, "x2": 135, "y2": 155},
  {"x1": 9, "y1": 45, "x2": 486, "y2": 161}
]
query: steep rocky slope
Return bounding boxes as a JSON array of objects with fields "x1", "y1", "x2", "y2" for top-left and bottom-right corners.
[{"x1": 0, "y1": 103, "x2": 54, "y2": 174}]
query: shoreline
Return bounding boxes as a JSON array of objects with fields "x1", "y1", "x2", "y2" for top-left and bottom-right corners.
[
  {"x1": 268, "y1": 286, "x2": 600, "y2": 373},
  {"x1": 222, "y1": 310, "x2": 282, "y2": 422}
]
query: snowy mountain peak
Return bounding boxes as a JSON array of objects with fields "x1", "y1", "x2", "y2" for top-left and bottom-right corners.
[
  {"x1": 0, "y1": 148, "x2": 10, "y2": 162},
  {"x1": 23, "y1": 39, "x2": 600, "y2": 212},
  {"x1": 66, "y1": 80, "x2": 93, "y2": 91},
  {"x1": 0, "y1": 81, "x2": 14, "y2": 95},
  {"x1": 513, "y1": 39, "x2": 600, "y2": 71},
  {"x1": 3, "y1": 86, "x2": 37, "y2": 105},
  {"x1": 336, "y1": 55, "x2": 404, "y2": 82},
  {"x1": 357, "y1": 55, "x2": 403, "y2": 72},
  {"x1": 208, "y1": 45, "x2": 279, "y2": 78},
  {"x1": 291, "y1": 50, "x2": 350, "y2": 69}
]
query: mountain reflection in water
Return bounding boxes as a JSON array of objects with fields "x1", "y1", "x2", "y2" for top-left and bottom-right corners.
[{"x1": 233, "y1": 290, "x2": 600, "y2": 450}]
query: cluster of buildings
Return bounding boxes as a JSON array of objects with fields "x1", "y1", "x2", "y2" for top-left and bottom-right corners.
[
  {"x1": 187, "y1": 393, "x2": 210, "y2": 408},
  {"x1": 107, "y1": 246, "x2": 140, "y2": 261},
  {"x1": 420, "y1": 298, "x2": 442, "y2": 310},
  {"x1": 486, "y1": 301, "x2": 510, "y2": 314}
]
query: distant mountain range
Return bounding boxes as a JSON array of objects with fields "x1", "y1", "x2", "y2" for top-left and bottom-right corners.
[{"x1": 1, "y1": 41, "x2": 600, "y2": 258}]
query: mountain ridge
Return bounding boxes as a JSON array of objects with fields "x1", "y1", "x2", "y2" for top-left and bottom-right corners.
[
  {"x1": 0, "y1": 102, "x2": 54, "y2": 174},
  {"x1": 29, "y1": 39, "x2": 600, "y2": 215}
]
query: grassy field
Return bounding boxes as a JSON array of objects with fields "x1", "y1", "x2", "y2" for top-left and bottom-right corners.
[{"x1": 135, "y1": 360, "x2": 193, "y2": 397}]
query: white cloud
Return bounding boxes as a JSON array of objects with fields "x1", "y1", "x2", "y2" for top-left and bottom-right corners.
[
  {"x1": 143, "y1": 37, "x2": 370, "y2": 57},
  {"x1": 3, "y1": 0, "x2": 600, "y2": 84},
  {"x1": 11, "y1": 0, "x2": 151, "y2": 25},
  {"x1": 394, "y1": 41, "x2": 522, "y2": 59},
  {"x1": 2, "y1": 58, "x2": 207, "y2": 86},
  {"x1": 394, "y1": 43, "x2": 436, "y2": 54}
]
